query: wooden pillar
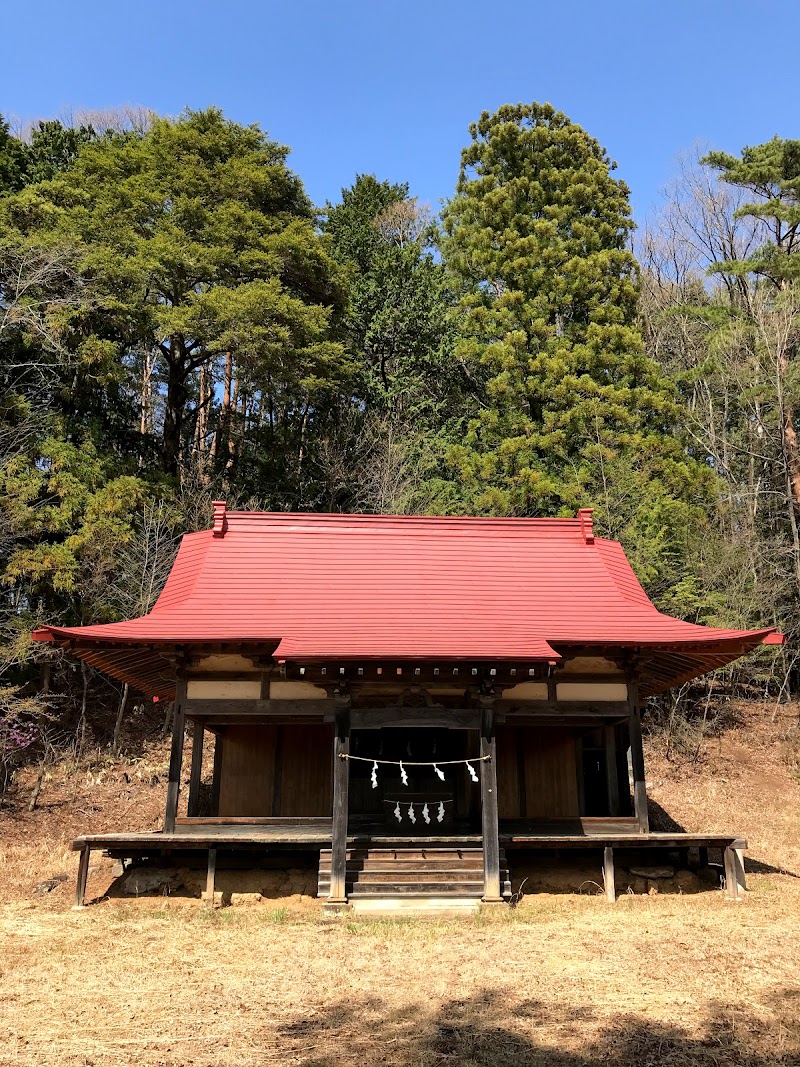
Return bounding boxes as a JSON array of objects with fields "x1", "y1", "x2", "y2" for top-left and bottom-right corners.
[
  {"x1": 603, "y1": 846, "x2": 616, "y2": 902},
  {"x1": 328, "y1": 693, "x2": 351, "y2": 906},
  {"x1": 73, "y1": 845, "x2": 91, "y2": 909},
  {"x1": 187, "y1": 722, "x2": 204, "y2": 818},
  {"x1": 480, "y1": 695, "x2": 502, "y2": 904},
  {"x1": 604, "y1": 724, "x2": 620, "y2": 817},
  {"x1": 626, "y1": 675, "x2": 649, "y2": 833},
  {"x1": 164, "y1": 674, "x2": 187, "y2": 833},
  {"x1": 205, "y1": 848, "x2": 217, "y2": 909},
  {"x1": 211, "y1": 731, "x2": 224, "y2": 816},
  {"x1": 724, "y1": 841, "x2": 746, "y2": 900}
]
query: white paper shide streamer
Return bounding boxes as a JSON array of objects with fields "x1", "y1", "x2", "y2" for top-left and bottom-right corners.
[
  {"x1": 371, "y1": 761, "x2": 379, "y2": 789},
  {"x1": 433, "y1": 763, "x2": 445, "y2": 781},
  {"x1": 437, "y1": 801, "x2": 445, "y2": 823},
  {"x1": 399, "y1": 761, "x2": 409, "y2": 786},
  {"x1": 393, "y1": 801, "x2": 402, "y2": 823},
  {"x1": 466, "y1": 761, "x2": 479, "y2": 783},
  {"x1": 408, "y1": 803, "x2": 416, "y2": 824},
  {"x1": 422, "y1": 802, "x2": 430, "y2": 824}
]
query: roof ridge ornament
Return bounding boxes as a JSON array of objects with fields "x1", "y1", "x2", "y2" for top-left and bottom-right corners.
[
  {"x1": 577, "y1": 507, "x2": 594, "y2": 544},
  {"x1": 212, "y1": 500, "x2": 228, "y2": 538}
]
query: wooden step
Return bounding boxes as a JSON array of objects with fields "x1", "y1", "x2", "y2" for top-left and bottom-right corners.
[
  {"x1": 317, "y1": 846, "x2": 511, "y2": 902},
  {"x1": 348, "y1": 885, "x2": 488, "y2": 898},
  {"x1": 321, "y1": 869, "x2": 488, "y2": 884},
  {"x1": 318, "y1": 858, "x2": 486, "y2": 873},
  {"x1": 319, "y1": 876, "x2": 512, "y2": 893},
  {"x1": 319, "y1": 848, "x2": 485, "y2": 862}
]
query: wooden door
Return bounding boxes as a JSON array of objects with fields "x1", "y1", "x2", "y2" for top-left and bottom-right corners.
[{"x1": 495, "y1": 724, "x2": 580, "y2": 819}]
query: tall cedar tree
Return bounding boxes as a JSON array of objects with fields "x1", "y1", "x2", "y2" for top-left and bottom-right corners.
[
  {"x1": 2, "y1": 108, "x2": 348, "y2": 476},
  {"x1": 441, "y1": 103, "x2": 700, "y2": 522}
]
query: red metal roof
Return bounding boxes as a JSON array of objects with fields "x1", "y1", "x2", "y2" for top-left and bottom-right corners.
[{"x1": 33, "y1": 509, "x2": 778, "y2": 695}]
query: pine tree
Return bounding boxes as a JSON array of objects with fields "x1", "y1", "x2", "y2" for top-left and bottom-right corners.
[
  {"x1": 2, "y1": 108, "x2": 349, "y2": 478},
  {"x1": 441, "y1": 102, "x2": 696, "y2": 520}
]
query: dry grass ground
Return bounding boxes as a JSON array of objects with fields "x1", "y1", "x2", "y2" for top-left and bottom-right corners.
[{"x1": 1, "y1": 702, "x2": 799, "y2": 1066}]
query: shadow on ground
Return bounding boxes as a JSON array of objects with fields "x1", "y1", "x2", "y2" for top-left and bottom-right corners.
[{"x1": 270, "y1": 987, "x2": 800, "y2": 1066}]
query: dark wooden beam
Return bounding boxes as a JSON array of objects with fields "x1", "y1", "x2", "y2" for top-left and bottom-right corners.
[
  {"x1": 184, "y1": 698, "x2": 334, "y2": 716},
  {"x1": 500, "y1": 700, "x2": 630, "y2": 716},
  {"x1": 185, "y1": 698, "x2": 629, "y2": 722},
  {"x1": 350, "y1": 708, "x2": 479, "y2": 729},
  {"x1": 164, "y1": 675, "x2": 187, "y2": 833},
  {"x1": 186, "y1": 722, "x2": 204, "y2": 818},
  {"x1": 328, "y1": 694, "x2": 351, "y2": 907},
  {"x1": 480, "y1": 695, "x2": 502, "y2": 904}
]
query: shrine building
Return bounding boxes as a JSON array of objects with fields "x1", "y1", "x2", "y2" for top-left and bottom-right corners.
[{"x1": 33, "y1": 505, "x2": 782, "y2": 911}]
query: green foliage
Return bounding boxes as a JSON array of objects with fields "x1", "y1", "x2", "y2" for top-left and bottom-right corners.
[
  {"x1": 0, "y1": 116, "x2": 29, "y2": 193},
  {"x1": 25, "y1": 120, "x2": 97, "y2": 184},
  {"x1": 324, "y1": 174, "x2": 457, "y2": 421},
  {"x1": 440, "y1": 102, "x2": 711, "y2": 543},
  {"x1": 2, "y1": 108, "x2": 349, "y2": 476},
  {"x1": 1, "y1": 438, "x2": 144, "y2": 616},
  {"x1": 0, "y1": 114, "x2": 97, "y2": 194},
  {"x1": 702, "y1": 138, "x2": 800, "y2": 284}
]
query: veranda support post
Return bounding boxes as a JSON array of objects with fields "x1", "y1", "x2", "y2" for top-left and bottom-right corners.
[
  {"x1": 164, "y1": 675, "x2": 187, "y2": 833},
  {"x1": 328, "y1": 694, "x2": 351, "y2": 908},
  {"x1": 205, "y1": 848, "x2": 217, "y2": 909},
  {"x1": 626, "y1": 674, "x2": 649, "y2": 833},
  {"x1": 73, "y1": 844, "x2": 91, "y2": 908},
  {"x1": 480, "y1": 694, "x2": 502, "y2": 904},
  {"x1": 724, "y1": 841, "x2": 747, "y2": 900},
  {"x1": 603, "y1": 846, "x2": 616, "y2": 902}
]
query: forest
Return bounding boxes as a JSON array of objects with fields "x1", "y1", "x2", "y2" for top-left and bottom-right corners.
[{"x1": 1, "y1": 102, "x2": 798, "y2": 786}]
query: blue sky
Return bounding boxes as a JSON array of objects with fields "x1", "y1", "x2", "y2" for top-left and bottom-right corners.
[{"x1": 2, "y1": 1, "x2": 798, "y2": 224}]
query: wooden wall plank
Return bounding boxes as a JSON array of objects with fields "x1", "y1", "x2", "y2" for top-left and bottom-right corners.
[
  {"x1": 280, "y1": 724, "x2": 334, "y2": 816},
  {"x1": 495, "y1": 725, "x2": 521, "y2": 818},
  {"x1": 218, "y1": 725, "x2": 277, "y2": 816}
]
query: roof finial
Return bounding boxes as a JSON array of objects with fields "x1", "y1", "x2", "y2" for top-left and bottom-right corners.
[
  {"x1": 212, "y1": 500, "x2": 228, "y2": 538},
  {"x1": 577, "y1": 507, "x2": 594, "y2": 544}
]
